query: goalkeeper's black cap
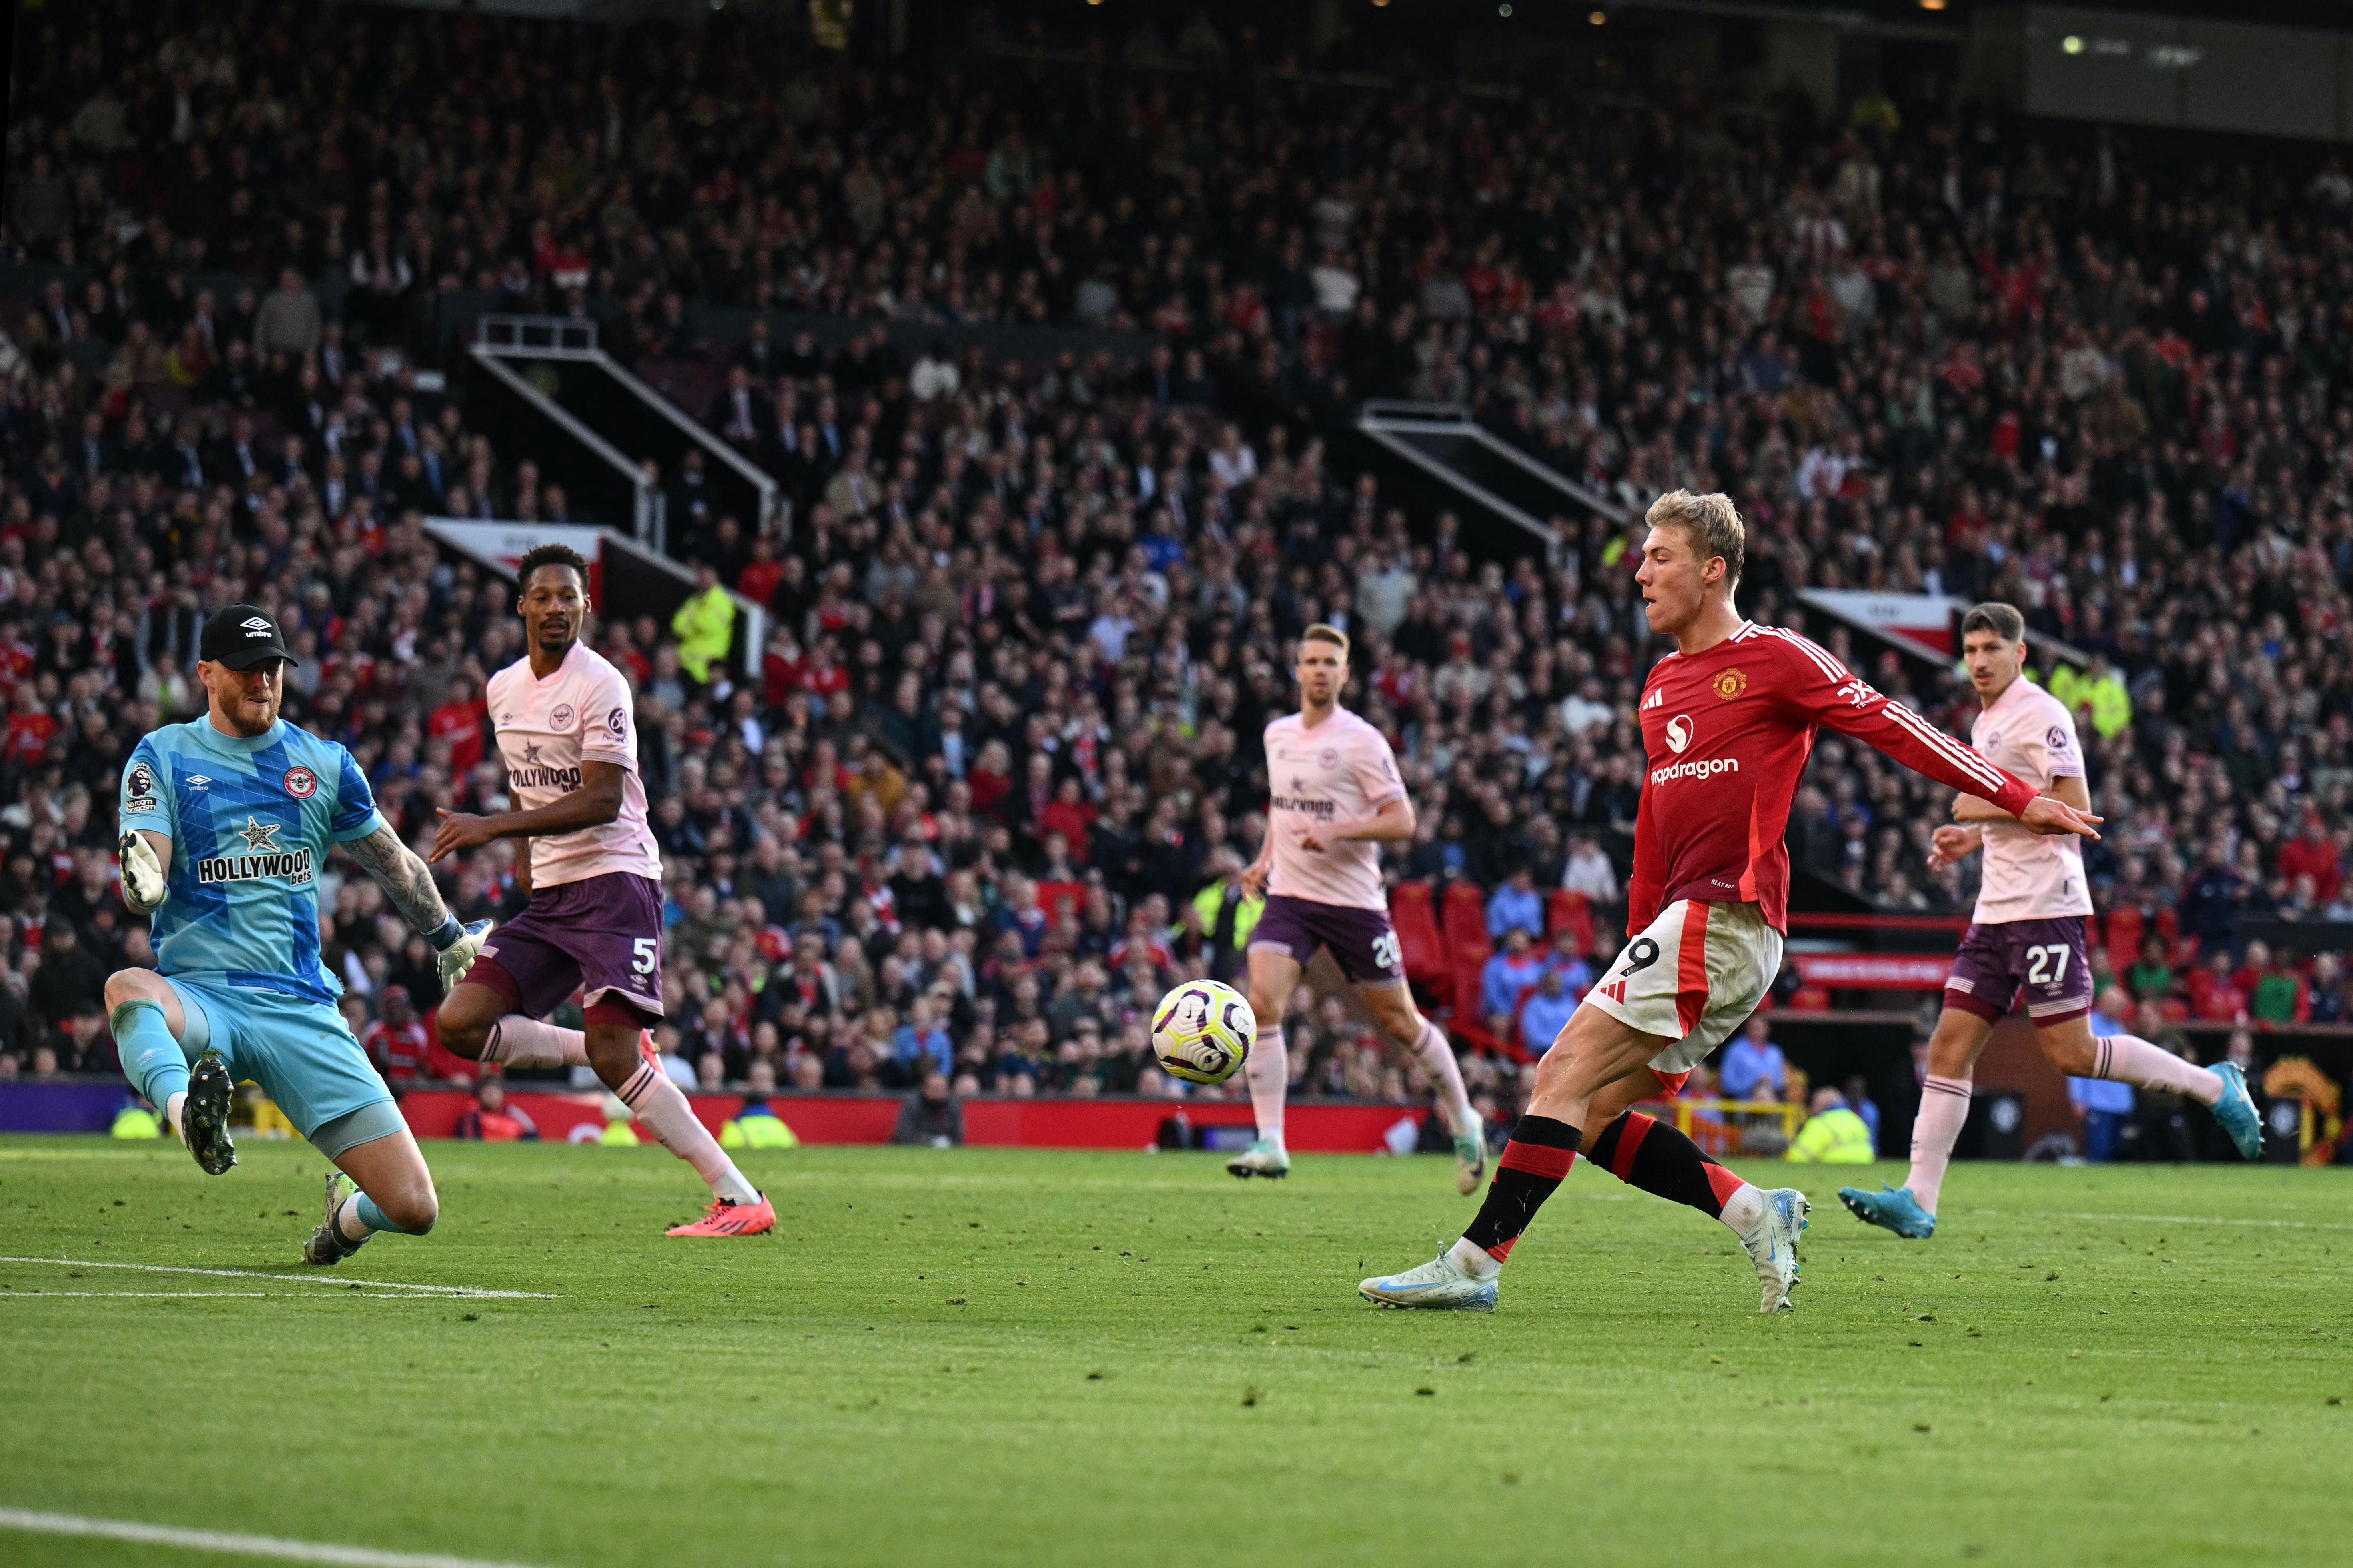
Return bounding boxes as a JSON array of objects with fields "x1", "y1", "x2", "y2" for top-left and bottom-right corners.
[{"x1": 200, "y1": 605, "x2": 300, "y2": 670}]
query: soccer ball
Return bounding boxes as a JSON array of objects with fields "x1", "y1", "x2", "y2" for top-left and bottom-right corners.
[{"x1": 1150, "y1": 979, "x2": 1255, "y2": 1086}]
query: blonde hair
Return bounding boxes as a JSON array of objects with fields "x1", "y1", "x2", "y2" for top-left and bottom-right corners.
[
  {"x1": 1645, "y1": 489, "x2": 1746, "y2": 594},
  {"x1": 1300, "y1": 623, "x2": 1350, "y2": 661}
]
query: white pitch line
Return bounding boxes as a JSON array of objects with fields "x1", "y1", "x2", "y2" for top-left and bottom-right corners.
[
  {"x1": 1, "y1": 1291, "x2": 271, "y2": 1298},
  {"x1": 0, "y1": 1507, "x2": 549, "y2": 1568},
  {"x1": 1978, "y1": 1209, "x2": 2353, "y2": 1233},
  {"x1": 0, "y1": 1256, "x2": 557, "y2": 1298}
]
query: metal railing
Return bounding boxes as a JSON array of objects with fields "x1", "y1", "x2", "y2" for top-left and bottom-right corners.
[{"x1": 473, "y1": 314, "x2": 599, "y2": 353}]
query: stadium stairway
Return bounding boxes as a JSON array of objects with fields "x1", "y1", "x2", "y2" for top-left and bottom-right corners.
[
  {"x1": 1349, "y1": 400, "x2": 1628, "y2": 567},
  {"x1": 461, "y1": 314, "x2": 784, "y2": 552}
]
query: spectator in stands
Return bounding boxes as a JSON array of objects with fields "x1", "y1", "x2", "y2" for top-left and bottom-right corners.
[
  {"x1": 251, "y1": 267, "x2": 322, "y2": 362},
  {"x1": 361, "y1": 986, "x2": 431, "y2": 1085},
  {"x1": 2307, "y1": 955, "x2": 2347, "y2": 1027},
  {"x1": 894, "y1": 995, "x2": 954, "y2": 1079},
  {"x1": 1485, "y1": 867, "x2": 1543, "y2": 943},
  {"x1": 1785, "y1": 1088, "x2": 1875, "y2": 1163},
  {"x1": 454, "y1": 1079, "x2": 541, "y2": 1142},
  {"x1": 28, "y1": 922, "x2": 104, "y2": 1031},
  {"x1": 1560, "y1": 835, "x2": 1618, "y2": 904},
  {"x1": 2126, "y1": 936, "x2": 2175, "y2": 1007},
  {"x1": 1516, "y1": 963, "x2": 1579, "y2": 1060},
  {"x1": 1185, "y1": 851, "x2": 1261, "y2": 985},
  {"x1": 1539, "y1": 925, "x2": 1593, "y2": 999},
  {"x1": 1842, "y1": 1075, "x2": 1882, "y2": 1153},
  {"x1": 1716, "y1": 1017, "x2": 1788, "y2": 1103},
  {"x1": 892, "y1": 1071, "x2": 963, "y2": 1148},
  {"x1": 2237, "y1": 944, "x2": 2309, "y2": 1026},
  {"x1": 2278, "y1": 815, "x2": 2343, "y2": 909},
  {"x1": 669, "y1": 561, "x2": 734, "y2": 688},
  {"x1": 1479, "y1": 927, "x2": 1543, "y2": 1037},
  {"x1": 2180, "y1": 843, "x2": 2253, "y2": 958},
  {"x1": 2187, "y1": 949, "x2": 2250, "y2": 1024},
  {"x1": 720, "y1": 1063, "x2": 800, "y2": 1149}
]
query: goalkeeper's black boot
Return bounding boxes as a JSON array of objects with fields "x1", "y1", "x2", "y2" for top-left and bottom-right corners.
[
  {"x1": 182, "y1": 1049, "x2": 238, "y2": 1176},
  {"x1": 303, "y1": 1173, "x2": 371, "y2": 1266}
]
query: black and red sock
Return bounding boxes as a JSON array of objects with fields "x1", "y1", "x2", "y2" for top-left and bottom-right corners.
[
  {"x1": 1460, "y1": 1115, "x2": 1581, "y2": 1262},
  {"x1": 1585, "y1": 1111, "x2": 1747, "y2": 1220}
]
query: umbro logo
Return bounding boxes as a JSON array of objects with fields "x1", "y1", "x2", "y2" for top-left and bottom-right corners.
[
  {"x1": 186, "y1": 775, "x2": 211, "y2": 789},
  {"x1": 241, "y1": 616, "x2": 272, "y2": 637}
]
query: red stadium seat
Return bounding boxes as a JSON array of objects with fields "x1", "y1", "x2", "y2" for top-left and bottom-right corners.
[
  {"x1": 2103, "y1": 905, "x2": 2143, "y2": 973},
  {"x1": 1034, "y1": 880, "x2": 1086, "y2": 921},
  {"x1": 1442, "y1": 879, "x2": 1488, "y2": 955},
  {"x1": 1391, "y1": 881, "x2": 1450, "y2": 991},
  {"x1": 1441, "y1": 880, "x2": 1493, "y2": 1023},
  {"x1": 1547, "y1": 890, "x2": 1594, "y2": 953},
  {"x1": 2157, "y1": 907, "x2": 2196, "y2": 969}
]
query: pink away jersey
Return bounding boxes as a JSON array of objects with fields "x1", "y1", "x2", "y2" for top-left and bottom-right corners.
[
  {"x1": 485, "y1": 641, "x2": 661, "y2": 889},
  {"x1": 1966, "y1": 674, "x2": 2090, "y2": 924},
  {"x1": 1263, "y1": 708, "x2": 1406, "y2": 912}
]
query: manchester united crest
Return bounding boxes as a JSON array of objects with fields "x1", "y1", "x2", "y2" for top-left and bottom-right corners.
[{"x1": 1712, "y1": 669, "x2": 1749, "y2": 700}]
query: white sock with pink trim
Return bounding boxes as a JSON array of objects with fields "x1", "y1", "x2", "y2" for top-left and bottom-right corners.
[
  {"x1": 481, "y1": 1017, "x2": 591, "y2": 1070},
  {"x1": 1905, "y1": 1075, "x2": 1973, "y2": 1216},
  {"x1": 2093, "y1": 1033, "x2": 2222, "y2": 1106},
  {"x1": 618, "y1": 1058, "x2": 759, "y2": 1203},
  {"x1": 1409, "y1": 1017, "x2": 1475, "y2": 1135},
  {"x1": 1244, "y1": 1024, "x2": 1287, "y2": 1145}
]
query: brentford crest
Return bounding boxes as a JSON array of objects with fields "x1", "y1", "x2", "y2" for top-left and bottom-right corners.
[{"x1": 284, "y1": 765, "x2": 319, "y2": 799}]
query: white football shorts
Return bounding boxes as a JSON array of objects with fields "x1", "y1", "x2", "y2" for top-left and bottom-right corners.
[{"x1": 1582, "y1": 898, "x2": 1783, "y2": 1073}]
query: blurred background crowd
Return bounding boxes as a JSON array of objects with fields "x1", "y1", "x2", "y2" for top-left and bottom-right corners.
[{"x1": 4, "y1": 0, "x2": 2350, "y2": 1157}]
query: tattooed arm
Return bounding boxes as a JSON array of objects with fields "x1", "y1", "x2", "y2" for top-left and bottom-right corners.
[
  {"x1": 342, "y1": 822, "x2": 455, "y2": 935},
  {"x1": 344, "y1": 821, "x2": 497, "y2": 989}
]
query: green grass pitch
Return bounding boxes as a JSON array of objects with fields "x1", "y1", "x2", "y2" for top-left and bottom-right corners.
[{"x1": 2, "y1": 1137, "x2": 2347, "y2": 1567}]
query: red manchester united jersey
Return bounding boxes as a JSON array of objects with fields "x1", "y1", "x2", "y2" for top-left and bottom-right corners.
[{"x1": 1630, "y1": 621, "x2": 2038, "y2": 934}]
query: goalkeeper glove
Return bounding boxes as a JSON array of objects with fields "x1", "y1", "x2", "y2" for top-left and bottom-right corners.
[
  {"x1": 430, "y1": 917, "x2": 495, "y2": 991},
  {"x1": 119, "y1": 832, "x2": 167, "y2": 912}
]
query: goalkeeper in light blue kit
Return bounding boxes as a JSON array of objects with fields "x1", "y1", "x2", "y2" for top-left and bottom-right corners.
[{"x1": 108, "y1": 605, "x2": 492, "y2": 1265}]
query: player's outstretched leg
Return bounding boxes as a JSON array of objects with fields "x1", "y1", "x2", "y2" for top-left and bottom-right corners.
[
  {"x1": 2076, "y1": 1029, "x2": 2260, "y2": 1160},
  {"x1": 435, "y1": 981, "x2": 592, "y2": 1071},
  {"x1": 1583, "y1": 1110, "x2": 1808, "y2": 1312},
  {"x1": 1231, "y1": 946, "x2": 1304, "y2": 1178},
  {"x1": 1360, "y1": 1005, "x2": 1658, "y2": 1312},
  {"x1": 1843, "y1": 1005, "x2": 1988, "y2": 1239},
  {"x1": 1363, "y1": 981, "x2": 1483, "y2": 1194},
  {"x1": 1229, "y1": 1022, "x2": 1290, "y2": 1178},
  {"x1": 106, "y1": 975, "x2": 236, "y2": 1175},
  {"x1": 585, "y1": 1019, "x2": 771, "y2": 1235},
  {"x1": 304, "y1": 1125, "x2": 439, "y2": 1266},
  {"x1": 1839, "y1": 1074, "x2": 1965, "y2": 1240}
]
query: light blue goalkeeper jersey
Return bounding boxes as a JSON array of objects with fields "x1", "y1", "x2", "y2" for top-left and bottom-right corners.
[{"x1": 117, "y1": 717, "x2": 386, "y2": 1005}]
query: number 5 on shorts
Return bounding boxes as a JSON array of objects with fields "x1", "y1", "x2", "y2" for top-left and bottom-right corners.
[{"x1": 632, "y1": 937, "x2": 659, "y2": 976}]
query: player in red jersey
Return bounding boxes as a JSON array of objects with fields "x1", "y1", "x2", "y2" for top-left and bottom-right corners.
[{"x1": 1360, "y1": 490, "x2": 2102, "y2": 1314}]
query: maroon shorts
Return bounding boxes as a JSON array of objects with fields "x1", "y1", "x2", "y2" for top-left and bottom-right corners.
[
  {"x1": 1249, "y1": 894, "x2": 1405, "y2": 987},
  {"x1": 469, "y1": 872, "x2": 665, "y2": 1022},
  {"x1": 1944, "y1": 915, "x2": 2093, "y2": 1026}
]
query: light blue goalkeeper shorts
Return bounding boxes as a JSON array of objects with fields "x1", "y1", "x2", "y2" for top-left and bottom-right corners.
[{"x1": 163, "y1": 974, "x2": 404, "y2": 1159}]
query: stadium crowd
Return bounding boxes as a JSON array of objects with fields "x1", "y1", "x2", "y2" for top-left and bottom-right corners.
[{"x1": 3, "y1": 2, "x2": 2351, "y2": 1130}]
